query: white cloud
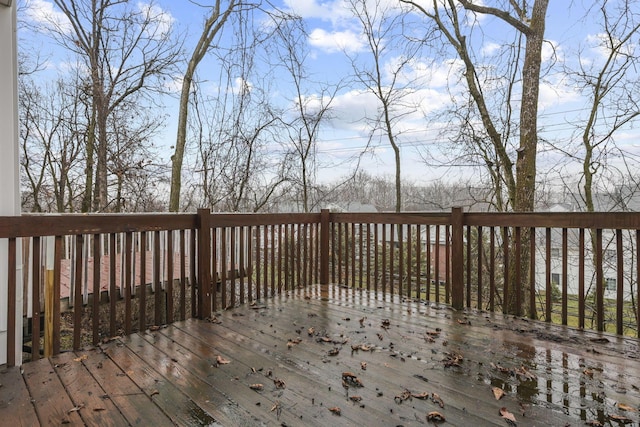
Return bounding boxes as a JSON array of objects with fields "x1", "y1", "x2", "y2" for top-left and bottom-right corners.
[
  {"x1": 23, "y1": 0, "x2": 72, "y2": 34},
  {"x1": 138, "y1": 2, "x2": 175, "y2": 39},
  {"x1": 282, "y1": 0, "x2": 352, "y2": 23},
  {"x1": 308, "y1": 28, "x2": 366, "y2": 54}
]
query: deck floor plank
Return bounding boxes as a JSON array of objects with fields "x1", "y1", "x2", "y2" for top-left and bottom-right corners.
[
  {"x1": 21, "y1": 357, "x2": 84, "y2": 425},
  {"x1": 79, "y1": 348, "x2": 176, "y2": 426},
  {"x1": 51, "y1": 351, "x2": 130, "y2": 426},
  {"x1": 147, "y1": 325, "x2": 335, "y2": 426},
  {"x1": 3, "y1": 285, "x2": 640, "y2": 426},
  {"x1": 0, "y1": 366, "x2": 39, "y2": 426}
]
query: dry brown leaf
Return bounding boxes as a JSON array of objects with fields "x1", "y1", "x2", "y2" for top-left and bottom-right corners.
[
  {"x1": 216, "y1": 355, "x2": 231, "y2": 365},
  {"x1": 618, "y1": 403, "x2": 637, "y2": 412},
  {"x1": 492, "y1": 386, "x2": 505, "y2": 400},
  {"x1": 499, "y1": 407, "x2": 517, "y2": 423},
  {"x1": 67, "y1": 404, "x2": 85, "y2": 413},
  {"x1": 328, "y1": 407, "x2": 341, "y2": 416},
  {"x1": 411, "y1": 392, "x2": 430, "y2": 400},
  {"x1": 609, "y1": 414, "x2": 633, "y2": 423},
  {"x1": 249, "y1": 383, "x2": 263, "y2": 391},
  {"x1": 328, "y1": 348, "x2": 340, "y2": 356},
  {"x1": 274, "y1": 378, "x2": 286, "y2": 389},
  {"x1": 394, "y1": 389, "x2": 412, "y2": 404},
  {"x1": 427, "y1": 411, "x2": 446, "y2": 422},
  {"x1": 360, "y1": 361, "x2": 367, "y2": 370},
  {"x1": 307, "y1": 327, "x2": 315, "y2": 336},
  {"x1": 349, "y1": 395, "x2": 362, "y2": 402},
  {"x1": 431, "y1": 393, "x2": 444, "y2": 408},
  {"x1": 73, "y1": 355, "x2": 87, "y2": 362}
]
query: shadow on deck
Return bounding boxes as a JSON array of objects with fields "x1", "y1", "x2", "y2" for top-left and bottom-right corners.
[{"x1": 2, "y1": 285, "x2": 640, "y2": 426}]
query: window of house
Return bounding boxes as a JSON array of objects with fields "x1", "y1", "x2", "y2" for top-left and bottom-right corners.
[
  {"x1": 605, "y1": 277, "x2": 617, "y2": 291},
  {"x1": 550, "y1": 248, "x2": 561, "y2": 258},
  {"x1": 551, "y1": 273, "x2": 560, "y2": 286}
]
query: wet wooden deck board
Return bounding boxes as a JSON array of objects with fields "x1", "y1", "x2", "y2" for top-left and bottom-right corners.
[{"x1": 3, "y1": 284, "x2": 640, "y2": 426}]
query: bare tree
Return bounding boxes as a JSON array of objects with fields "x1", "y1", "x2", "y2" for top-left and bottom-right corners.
[
  {"x1": 270, "y1": 18, "x2": 341, "y2": 212},
  {"x1": 49, "y1": 0, "x2": 181, "y2": 212},
  {"x1": 563, "y1": 0, "x2": 640, "y2": 213},
  {"x1": 169, "y1": 0, "x2": 239, "y2": 212},
  {"x1": 347, "y1": 0, "x2": 423, "y2": 213},
  {"x1": 401, "y1": 0, "x2": 550, "y2": 213},
  {"x1": 185, "y1": 8, "x2": 288, "y2": 213},
  {"x1": 19, "y1": 72, "x2": 86, "y2": 212}
]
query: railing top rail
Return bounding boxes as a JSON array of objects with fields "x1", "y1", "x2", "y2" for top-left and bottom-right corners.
[
  {"x1": 0, "y1": 213, "x2": 199, "y2": 238},
  {"x1": 207, "y1": 212, "x2": 321, "y2": 227},
  {"x1": 331, "y1": 212, "x2": 452, "y2": 225},
  {"x1": 465, "y1": 211, "x2": 640, "y2": 229}
]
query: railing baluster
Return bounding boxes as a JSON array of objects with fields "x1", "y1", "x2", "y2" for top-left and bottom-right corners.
[
  {"x1": 466, "y1": 225, "x2": 471, "y2": 307},
  {"x1": 502, "y1": 226, "x2": 509, "y2": 315},
  {"x1": 166, "y1": 230, "x2": 173, "y2": 324},
  {"x1": 240, "y1": 226, "x2": 246, "y2": 305},
  {"x1": 562, "y1": 228, "x2": 568, "y2": 325},
  {"x1": 140, "y1": 231, "x2": 147, "y2": 330},
  {"x1": 406, "y1": 224, "x2": 411, "y2": 298},
  {"x1": 31, "y1": 236, "x2": 41, "y2": 360},
  {"x1": 221, "y1": 227, "x2": 227, "y2": 309},
  {"x1": 415, "y1": 224, "x2": 421, "y2": 300},
  {"x1": 595, "y1": 228, "x2": 604, "y2": 331},
  {"x1": 110, "y1": 233, "x2": 118, "y2": 335},
  {"x1": 7, "y1": 237, "x2": 16, "y2": 366},
  {"x1": 153, "y1": 230, "x2": 161, "y2": 326},
  {"x1": 180, "y1": 229, "x2": 186, "y2": 321},
  {"x1": 477, "y1": 226, "x2": 483, "y2": 310},
  {"x1": 489, "y1": 227, "x2": 495, "y2": 312},
  {"x1": 529, "y1": 227, "x2": 536, "y2": 320},
  {"x1": 616, "y1": 229, "x2": 624, "y2": 335},
  {"x1": 123, "y1": 232, "x2": 132, "y2": 335},
  {"x1": 578, "y1": 228, "x2": 585, "y2": 329},
  {"x1": 515, "y1": 227, "x2": 521, "y2": 317}
]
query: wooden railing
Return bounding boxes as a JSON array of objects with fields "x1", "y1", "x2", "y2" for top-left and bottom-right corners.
[{"x1": 2, "y1": 208, "x2": 640, "y2": 366}]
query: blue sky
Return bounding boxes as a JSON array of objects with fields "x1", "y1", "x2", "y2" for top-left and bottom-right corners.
[{"x1": 17, "y1": 0, "x2": 640, "y2": 188}]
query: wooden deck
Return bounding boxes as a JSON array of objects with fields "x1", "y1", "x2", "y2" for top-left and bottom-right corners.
[{"x1": 2, "y1": 285, "x2": 640, "y2": 426}]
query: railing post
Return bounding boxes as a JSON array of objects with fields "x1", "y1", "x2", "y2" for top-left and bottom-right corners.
[
  {"x1": 320, "y1": 209, "x2": 330, "y2": 300},
  {"x1": 451, "y1": 207, "x2": 464, "y2": 310},
  {"x1": 197, "y1": 209, "x2": 212, "y2": 319}
]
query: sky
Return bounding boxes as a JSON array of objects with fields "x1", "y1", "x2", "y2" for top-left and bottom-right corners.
[{"x1": 16, "y1": 0, "x2": 640, "y2": 189}]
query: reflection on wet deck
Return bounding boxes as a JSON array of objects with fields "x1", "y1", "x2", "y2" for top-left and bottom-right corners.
[{"x1": 2, "y1": 284, "x2": 639, "y2": 426}]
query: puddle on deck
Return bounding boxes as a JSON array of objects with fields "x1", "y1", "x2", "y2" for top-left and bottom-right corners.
[{"x1": 471, "y1": 338, "x2": 639, "y2": 425}]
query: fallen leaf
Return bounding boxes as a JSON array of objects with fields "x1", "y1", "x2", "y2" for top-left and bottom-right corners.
[
  {"x1": 431, "y1": 393, "x2": 444, "y2": 408},
  {"x1": 216, "y1": 355, "x2": 231, "y2": 366},
  {"x1": 274, "y1": 378, "x2": 286, "y2": 389},
  {"x1": 73, "y1": 355, "x2": 87, "y2": 362},
  {"x1": 427, "y1": 411, "x2": 445, "y2": 422},
  {"x1": 328, "y1": 348, "x2": 340, "y2": 356},
  {"x1": 67, "y1": 404, "x2": 85, "y2": 413},
  {"x1": 360, "y1": 361, "x2": 367, "y2": 370},
  {"x1": 394, "y1": 389, "x2": 412, "y2": 404},
  {"x1": 609, "y1": 414, "x2": 633, "y2": 424},
  {"x1": 328, "y1": 407, "x2": 341, "y2": 416},
  {"x1": 499, "y1": 407, "x2": 517, "y2": 424},
  {"x1": 492, "y1": 386, "x2": 505, "y2": 400},
  {"x1": 411, "y1": 392, "x2": 430, "y2": 400},
  {"x1": 249, "y1": 384, "x2": 263, "y2": 391},
  {"x1": 349, "y1": 395, "x2": 362, "y2": 402},
  {"x1": 618, "y1": 403, "x2": 637, "y2": 412},
  {"x1": 150, "y1": 390, "x2": 159, "y2": 397},
  {"x1": 308, "y1": 327, "x2": 315, "y2": 336}
]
